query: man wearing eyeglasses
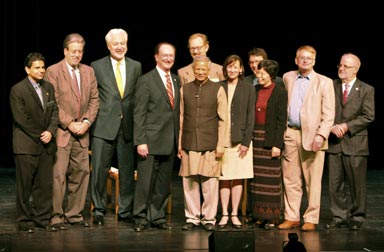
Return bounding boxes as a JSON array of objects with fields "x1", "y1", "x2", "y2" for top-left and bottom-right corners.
[
  {"x1": 45, "y1": 33, "x2": 99, "y2": 230},
  {"x1": 177, "y1": 33, "x2": 224, "y2": 85},
  {"x1": 278, "y1": 45, "x2": 335, "y2": 232},
  {"x1": 325, "y1": 53, "x2": 375, "y2": 231}
]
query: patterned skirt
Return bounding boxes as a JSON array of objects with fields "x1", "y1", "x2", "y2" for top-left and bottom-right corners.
[{"x1": 250, "y1": 125, "x2": 283, "y2": 224}]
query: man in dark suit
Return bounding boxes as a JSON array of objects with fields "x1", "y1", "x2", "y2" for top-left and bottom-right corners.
[
  {"x1": 10, "y1": 52, "x2": 58, "y2": 233},
  {"x1": 326, "y1": 53, "x2": 375, "y2": 230},
  {"x1": 90, "y1": 28, "x2": 142, "y2": 225},
  {"x1": 45, "y1": 33, "x2": 99, "y2": 229},
  {"x1": 132, "y1": 42, "x2": 180, "y2": 232}
]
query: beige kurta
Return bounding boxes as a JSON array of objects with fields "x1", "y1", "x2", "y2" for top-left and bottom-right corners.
[{"x1": 178, "y1": 85, "x2": 228, "y2": 178}]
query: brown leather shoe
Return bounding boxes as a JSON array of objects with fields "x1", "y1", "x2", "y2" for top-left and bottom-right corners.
[
  {"x1": 301, "y1": 222, "x2": 316, "y2": 231},
  {"x1": 277, "y1": 220, "x2": 300, "y2": 230}
]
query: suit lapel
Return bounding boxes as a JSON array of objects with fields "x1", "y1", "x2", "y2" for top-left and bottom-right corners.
[
  {"x1": 170, "y1": 73, "x2": 180, "y2": 108},
  {"x1": 60, "y1": 61, "x2": 80, "y2": 100},
  {"x1": 345, "y1": 79, "x2": 361, "y2": 104},
  {"x1": 122, "y1": 58, "x2": 129, "y2": 98},
  {"x1": 40, "y1": 84, "x2": 48, "y2": 110},
  {"x1": 154, "y1": 70, "x2": 170, "y2": 104},
  {"x1": 28, "y1": 81, "x2": 44, "y2": 110}
]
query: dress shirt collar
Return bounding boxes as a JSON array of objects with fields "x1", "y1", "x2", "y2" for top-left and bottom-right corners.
[
  {"x1": 156, "y1": 66, "x2": 171, "y2": 83},
  {"x1": 111, "y1": 58, "x2": 124, "y2": 68},
  {"x1": 343, "y1": 78, "x2": 356, "y2": 89},
  {"x1": 27, "y1": 76, "x2": 40, "y2": 88},
  {"x1": 297, "y1": 74, "x2": 310, "y2": 80},
  {"x1": 65, "y1": 62, "x2": 79, "y2": 78}
]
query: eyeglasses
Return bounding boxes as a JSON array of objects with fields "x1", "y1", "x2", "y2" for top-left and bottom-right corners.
[
  {"x1": 68, "y1": 49, "x2": 83, "y2": 55},
  {"x1": 337, "y1": 64, "x2": 355, "y2": 69},
  {"x1": 189, "y1": 45, "x2": 204, "y2": 52},
  {"x1": 298, "y1": 56, "x2": 313, "y2": 62}
]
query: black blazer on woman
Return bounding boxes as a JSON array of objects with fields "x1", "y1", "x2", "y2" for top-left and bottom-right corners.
[
  {"x1": 222, "y1": 80, "x2": 256, "y2": 147},
  {"x1": 255, "y1": 82, "x2": 287, "y2": 149}
]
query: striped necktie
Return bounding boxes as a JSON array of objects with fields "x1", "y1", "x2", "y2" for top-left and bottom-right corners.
[
  {"x1": 343, "y1": 83, "x2": 349, "y2": 104},
  {"x1": 165, "y1": 73, "x2": 174, "y2": 109}
]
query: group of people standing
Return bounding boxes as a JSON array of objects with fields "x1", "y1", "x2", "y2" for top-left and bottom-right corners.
[{"x1": 10, "y1": 30, "x2": 375, "y2": 235}]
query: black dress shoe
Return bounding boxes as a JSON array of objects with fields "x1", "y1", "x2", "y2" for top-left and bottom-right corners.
[
  {"x1": 93, "y1": 215, "x2": 104, "y2": 226},
  {"x1": 118, "y1": 215, "x2": 133, "y2": 223},
  {"x1": 255, "y1": 219, "x2": 274, "y2": 230},
  {"x1": 134, "y1": 223, "x2": 147, "y2": 232},
  {"x1": 325, "y1": 220, "x2": 348, "y2": 229},
  {"x1": 182, "y1": 222, "x2": 198, "y2": 231},
  {"x1": 70, "y1": 221, "x2": 90, "y2": 227},
  {"x1": 245, "y1": 217, "x2": 258, "y2": 224},
  {"x1": 44, "y1": 225, "x2": 58, "y2": 232},
  {"x1": 204, "y1": 223, "x2": 215, "y2": 231},
  {"x1": 349, "y1": 220, "x2": 363, "y2": 230},
  {"x1": 52, "y1": 223, "x2": 68, "y2": 230},
  {"x1": 231, "y1": 216, "x2": 242, "y2": 229},
  {"x1": 153, "y1": 223, "x2": 172, "y2": 231},
  {"x1": 19, "y1": 226, "x2": 34, "y2": 233}
]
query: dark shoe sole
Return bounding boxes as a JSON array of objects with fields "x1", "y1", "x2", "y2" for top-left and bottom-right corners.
[
  {"x1": 93, "y1": 216, "x2": 104, "y2": 226},
  {"x1": 182, "y1": 223, "x2": 197, "y2": 231},
  {"x1": 134, "y1": 224, "x2": 147, "y2": 232}
]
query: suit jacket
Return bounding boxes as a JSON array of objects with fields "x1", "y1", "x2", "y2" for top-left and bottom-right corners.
[
  {"x1": 222, "y1": 80, "x2": 255, "y2": 147},
  {"x1": 45, "y1": 60, "x2": 99, "y2": 148},
  {"x1": 177, "y1": 62, "x2": 224, "y2": 85},
  {"x1": 134, "y1": 68, "x2": 180, "y2": 155},
  {"x1": 255, "y1": 82, "x2": 288, "y2": 149},
  {"x1": 10, "y1": 77, "x2": 58, "y2": 155},
  {"x1": 283, "y1": 70, "x2": 335, "y2": 151},
  {"x1": 327, "y1": 78, "x2": 375, "y2": 155},
  {"x1": 91, "y1": 56, "x2": 142, "y2": 141}
]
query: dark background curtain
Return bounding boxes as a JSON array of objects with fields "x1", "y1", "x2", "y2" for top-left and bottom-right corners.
[{"x1": 1, "y1": 1, "x2": 381, "y2": 168}]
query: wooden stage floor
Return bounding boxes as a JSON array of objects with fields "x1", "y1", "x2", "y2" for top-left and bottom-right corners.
[{"x1": 1, "y1": 167, "x2": 384, "y2": 252}]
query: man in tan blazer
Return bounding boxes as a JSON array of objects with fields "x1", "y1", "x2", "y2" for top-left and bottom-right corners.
[
  {"x1": 45, "y1": 33, "x2": 99, "y2": 230},
  {"x1": 278, "y1": 45, "x2": 335, "y2": 231},
  {"x1": 177, "y1": 33, "x2": 224, "y2": 85}
]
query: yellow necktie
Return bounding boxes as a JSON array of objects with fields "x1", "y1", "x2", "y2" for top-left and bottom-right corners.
[{"x1": 116, "y1": 61, "x2": 123, "y2": 97}]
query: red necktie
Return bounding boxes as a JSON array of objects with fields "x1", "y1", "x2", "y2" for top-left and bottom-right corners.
[
  {"x1": 343, "y1": 83, "x2": 349, "y2": 104},
  {"x1": 165, "y1": 73, "x2": 174, "y2": 109}
]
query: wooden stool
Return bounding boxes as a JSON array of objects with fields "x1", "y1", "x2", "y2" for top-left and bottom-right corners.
[
  {"x1": 106, "y1": 169, "x2": 172, "y2": 214},
  {"x1": 89, "y1": 147, "x2": 172, "y2": 215},
  {"x1": 106, "y1": 167, "x2": 120, "y2": 214}
]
